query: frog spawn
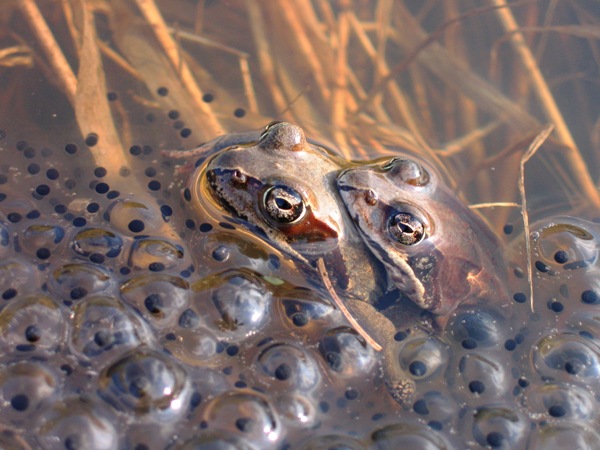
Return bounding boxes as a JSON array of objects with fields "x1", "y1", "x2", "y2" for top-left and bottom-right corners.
[{"x1": 0, "y1": 126, "x2": 600, "y2": 448}]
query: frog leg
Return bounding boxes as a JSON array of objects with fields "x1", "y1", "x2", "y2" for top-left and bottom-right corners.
[{"x1": 344, "y1": 297, "x2": 416, "y2": 408}]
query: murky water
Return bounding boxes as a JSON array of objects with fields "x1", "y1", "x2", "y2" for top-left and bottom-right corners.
[{"x1": 1, "y1": 1, "x2": 600, "y2": 449}]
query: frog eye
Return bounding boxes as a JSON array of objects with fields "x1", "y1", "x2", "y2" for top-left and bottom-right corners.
[
  {"x1": 260, "y1": 121, "x2": 284, "y2": 141},
  {"x1": 383, "y1": 158, "x2": 430, "y2": 187},
  {"x1": 388, "y1": 211, "x2": 426, "y2": 245},
  {"x1": 262, "y1": 185, "x2": 306, "y2": 224}
]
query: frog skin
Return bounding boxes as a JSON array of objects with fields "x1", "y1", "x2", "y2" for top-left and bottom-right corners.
[
  {"x1": 186, "y1": 122, "x2": 418, "y2": 406},
  {"x1": 337, "y1": 157, "x2": 509, "y2": 315},
  {"x1": 198, "y1": 121, "x2": 387, "y2": 305}
]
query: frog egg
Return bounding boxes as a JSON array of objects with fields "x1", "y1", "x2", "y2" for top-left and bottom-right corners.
[
  {"x1": 204, "y1": 270, "x2": 273, "y2": 339},
  {"x1": 103, "y1": 198, "x2": 164, "y2": 235},
  {"x1": 0, "y1": 361, "x2": 58, "y2": 427},
  {"x1": 19, "y1": 223, "x2": 65, "y2": 254},
  {"x1": 370, "y1": 422, "x2": 454, "y2": 449},
  {"x1": 98, "y1": 347, "x2": 191, "y2": 422},
  {"x1": 275, "y1": 393, "x2": 317, "y2": 428},
  {"x1": 447, "y1": 351, "x2": 511, "y2": 404},
  {"x1": 446, "y1": 307, "x2": 510, "y2": 349},
  {"x1": 46, "y1": 263, "x2": 116, "y2": 303},
  {"x1": 34, "y1": 396, "x2": 119, "y2": 450},
  {"x1": 69, "y1": 295, "x2": 152, "y2": 363},
  {"x1": 281, "y1": 294, "x2": 334, "y2": 330},
  {"x1": 120, "y1": 274, "x2": 190, "y2": 328},
  {"x1": 173, "y1": 433, "x2": 260, "y2": 450},
  {"x1": 530, "y1": 332, "x2": 600, "y2": 387},
  {"x1": 460, "y1": 404, "x2": 528, "y2": 449},
  {"x1": 0, "y1": 295, "x2": 65, "y2": 354},
  {"x1": 161, "y1": 327, "x2": 221, "y2": 366},
  {"x1": 0, "y1": 257, "x2": 41, "y2": 299},
  {"x1": 523, "y1": 382, "x2": 596, "y2": 420},
  {"x1": 0, "y1": 221, "x2": 10, "y2": 258},
  {"x1": 411, "y1": 390, "x2": 460, "y2": 431},
  {"x1": 525, "y1": 422, "x2": 600, "y2": 449},
  {"x1": 296, "y1": 434, "x2": 367, "y2": 449},
  {"x1": 254, "y1": 342, "x2": 320, "y2": 392},
  {"x1": 128, "y1": 237, "x2": 188, "y2": 272},
  {"x1": 199, "y1": 390, "x2": 281, "y2": 447},
  {"x1": 71, "y1": 227, "x2": 124, "y2": 261},
  {"x1": 397, "y1": 333, "x2": 450, "y2": 382},
  {"x1": 318, "y1": 328, "x2": 377, "y2": 378}
]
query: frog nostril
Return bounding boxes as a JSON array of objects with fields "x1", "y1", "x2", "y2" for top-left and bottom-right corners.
[
  {"x1": 232, "y1": 170, "x2": 247, "y2": 187},
  {"x1": 365, "y1": 190, "x2": 378, "y2": 206}
]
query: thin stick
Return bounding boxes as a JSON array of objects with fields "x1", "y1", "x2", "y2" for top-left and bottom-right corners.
[
  {"x1": 492, "y1": 0, "x2": 600, "y2": 208},
  {"x1": 239, "y1": 57, "x2": 259, "y2": 113},
  {"x1": 331, "y1": 8, "x2": 350, "y2": 158},
  {"x1": 317, "y1": 258, "x2": 382, "y2": 352},
  {"x1": 19, "y1": 0, "x2": 77, "y2": 102},
  {"x1": 134, "y1": 0, "x2": 223, "y2": 136},
  {"x1": 519, "y1": 124, "x2": 554, "y2": 312},
  {"x1": 245, "y1": 1, "x2": 291, "y2": 118}
]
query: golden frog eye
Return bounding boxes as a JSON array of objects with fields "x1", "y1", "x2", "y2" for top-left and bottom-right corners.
[
  {"x1": 388, "y1": 210, "x2": 426, "y2": 245},
  {"x1": 262, "y1": 185, "x2": 306, "y2": 224}
]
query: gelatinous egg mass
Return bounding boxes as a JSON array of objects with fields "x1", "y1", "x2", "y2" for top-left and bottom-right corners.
[{"x1": 1, "y1": 112, "x2": 600, "y2": 450}]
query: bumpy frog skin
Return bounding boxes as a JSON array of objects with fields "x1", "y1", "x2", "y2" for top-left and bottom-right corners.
[{"x1": 337, "y1": 157, "x2": 508, "y2": 315}]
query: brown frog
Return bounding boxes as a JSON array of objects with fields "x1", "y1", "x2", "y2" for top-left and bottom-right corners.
[
  {"x1": 187, "y1": 122, "x2": 418, "y2": 405},
  {"x1": 336, "y1": 157, "x2": 509, "y2": 316}
]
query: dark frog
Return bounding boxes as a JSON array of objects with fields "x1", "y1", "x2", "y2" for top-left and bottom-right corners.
[{"x1": 336, "y1": 157, "x2": 509, "y2": 315}]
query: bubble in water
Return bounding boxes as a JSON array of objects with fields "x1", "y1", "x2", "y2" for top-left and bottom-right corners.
[{"x1": 98, "y1": 347, "x2": 191, "y2": 421}]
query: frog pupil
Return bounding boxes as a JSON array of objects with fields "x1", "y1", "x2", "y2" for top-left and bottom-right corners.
[{"x1": 389, "y1": 212, "x2": 425, "y2": 245}]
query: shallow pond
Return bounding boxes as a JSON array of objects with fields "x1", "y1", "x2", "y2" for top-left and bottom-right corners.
[{"x1": 1, "y1": 1, "x2": 600, "y2": 449}]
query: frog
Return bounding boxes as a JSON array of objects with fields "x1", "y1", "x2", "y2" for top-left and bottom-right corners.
[
  {"x1": 336, "y1": 156, "x2": 509, "y2": 316},
  {"x1": 185, "y1": 121, "x2": 420, "y2": 406}
]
